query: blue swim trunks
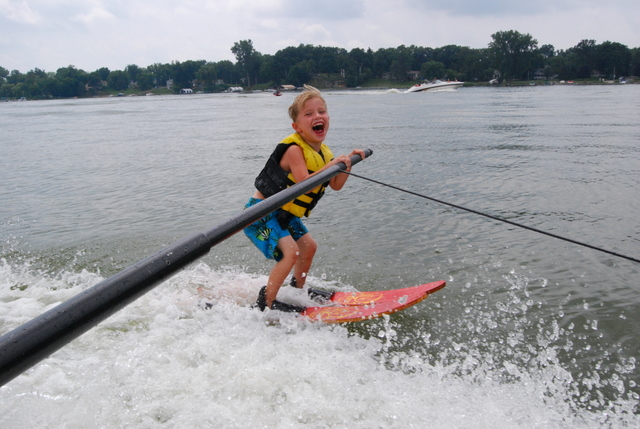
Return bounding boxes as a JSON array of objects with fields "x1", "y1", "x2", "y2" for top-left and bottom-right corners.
[{"x1": 243, "y1": 198, "x2": 309, "y2": 261}]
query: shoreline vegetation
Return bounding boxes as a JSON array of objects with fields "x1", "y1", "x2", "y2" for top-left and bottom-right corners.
[
  {"x1": 2, "y1": 77, "x2": 635, "y2": 101},
  {"x1": 2, "y1": 30, "x2": 638, "y2": 101}
]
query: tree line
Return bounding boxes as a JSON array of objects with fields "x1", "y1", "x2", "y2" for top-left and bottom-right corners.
[{"x1": 1, "y1": 30, "x2": 638, "y2": 100}]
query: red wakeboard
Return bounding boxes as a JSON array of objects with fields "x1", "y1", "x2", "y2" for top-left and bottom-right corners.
[{"x1": 301, "y1": 281, "x2": 445, "y2": 324}]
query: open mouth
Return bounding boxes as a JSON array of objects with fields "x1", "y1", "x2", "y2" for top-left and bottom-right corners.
[{"x1": 312, "y1": 123, "x2": 325, "y2": 134}]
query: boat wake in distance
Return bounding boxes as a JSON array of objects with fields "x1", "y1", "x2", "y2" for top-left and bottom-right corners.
[{"x1": 405, "y1": 79, "x2": 464, "y2": 93}]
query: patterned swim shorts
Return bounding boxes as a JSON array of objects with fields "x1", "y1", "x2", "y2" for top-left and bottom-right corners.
[{"x1": 243, "y1": 198, "x2": 309, "y2": 261}]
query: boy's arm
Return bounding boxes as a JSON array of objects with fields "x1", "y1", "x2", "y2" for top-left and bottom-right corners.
[
  {"x1": 281, "y1": 146, "x2": 366, "y2": 190},
  {"x1": 328, "y1": 149, "x2": 366, "y2": 191},
  {"x1": 280, "y1": 144, "x2": 311, "y2": 183}
]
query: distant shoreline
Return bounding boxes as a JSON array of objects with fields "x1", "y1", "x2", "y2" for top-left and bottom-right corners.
[{"x1": 1, "y1": 79, "x2": 635, "y2": 102}]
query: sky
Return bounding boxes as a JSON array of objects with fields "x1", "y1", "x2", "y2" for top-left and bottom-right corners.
[{"x1": 1, "y1": 0, "x2": 639, "y2": 73}]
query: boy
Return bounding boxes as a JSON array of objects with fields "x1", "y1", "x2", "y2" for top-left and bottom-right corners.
[{"x1": 244, "y1": 85, "x2": 366, "y2": 312}]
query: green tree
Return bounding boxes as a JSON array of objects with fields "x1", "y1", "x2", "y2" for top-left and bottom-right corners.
[
  {"x1": 489, "y1": 30, "x2": 538, "y2": 81},
  {"x1": 0, "y1": 83, "x2": 12, "y2": 98},
  {"x1": 455, "y1": 47, "x2": 492, "y2": 81},
  {"x1": 216, "y1": 60, "x2": 236, "y2": 84},
  {"x1": 86, "y1": 71, "x2": 103, "y2": 92},
  {"x1": 251, "y1": 51, "x2": 264, "y2": 85},
  {"x1": 6, "y1": 70, "x2": 23, "y2": 84},
  {"x1": 171, "y1": 60, "x2": 205, "y2": 90},
  {"x1": 231, "y1": 39, "x2": 258, "y2": 86},
  {"x1": 196, "y1": 62, "x2": 218, "y2": 90},
  {"x1": 552, "y1": 52, "x2": 579, "y2": 80},
  {"x1": 108, "y1": 70, "x2": 129, "y2": 91},
  {"x1": 41, "y1": 79, "x2": 59, "y2": 98},
  {"x1": 147, "y1": 63, "x2": 171, "y2": 88},
  {"x1": 571, "y1": 39, "x2": 597, "y2": 73},
  {"x1": 433, "y1": 45, "x2": 463, "y2": 71},
  {"x1": 266, "y1": 50, "x2": 289, "y2": 84},
  {"x1": 272, "y1": 46, "x2": 302, "y2": 82},
  {"x1": 137, "y1": 73, "x2": 154, "y2": 91},
  {"x1": 533, "y1": 44, "x2": 556, "y2": 79},
  {"x1": 259, "y1": 55, "x2": 279, "y2": 86},
  {"x1": 125, "y1": 64, "x2": 141, "y2": 84},
  {"x1": 389, "y1": 59, "x2": 408, "y2": 81},
  {"x1": 344, "y1": 65, "x2": 358, "y2": 87},
  {"x1": 348, "y1": 48, "x2": 371, "y2": 77},
  {"x1": 371, "y1": 48, "x2": 394, "y2": 78},
  {"x1": 596, "y1": 41, "x2": 631, "y2": 77},
  {"x1": 317, "y1": 48, "x2": 339, "y2": 74},
  {"x1": 576, "y1": 64, "x2": 592, "y2": 79},
  {"x1": 54, "y1": 66, "x2": 87, "y2": 97},
  {"x1": 420, "y1": 61, "x2": 446, "y2": 80},
  {"x1": 57, "y1": 78, "x2": 82, "y2": 97},
  {"x1": 539, "y1": 44, "x2": 555, "y2": 59},
  {"x1": 410, "y1": 45, "x2": 434, "y2": 70},
  {"x1": 388, "y1": 47, "x2": 413, "y2": 81},
  {"x1": 287, "y1": 60, "x2": 315, "y2": 87},
  {"x1": 95, "y1": 67, "x2": 110, "y2": 81},
  {"x1": 631, "y1": 48, "x2": 640, "y2": 77}
]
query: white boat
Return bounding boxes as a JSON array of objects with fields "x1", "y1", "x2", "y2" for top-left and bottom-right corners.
[{"x1": 406, "y1": 79, "x2": 464, "y2": 93}]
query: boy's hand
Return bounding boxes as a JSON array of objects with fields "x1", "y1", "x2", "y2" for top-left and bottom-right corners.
[
  {"x1": 336, "y1": 149, "x2": 366, "y2": 171},
  {"x1": 349, "y1": 149, "x2": 367, "y2": 161},
  {"x1": 328, "y1": 149, "x2": 366, "y2": 191},
  {"x1": 333, "y1": 154, "x2": 352, "y2": 170}
]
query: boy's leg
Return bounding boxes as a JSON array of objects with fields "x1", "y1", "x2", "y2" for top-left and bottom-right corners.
[
  {"x1": 265, "y1": 235, "x2": 299, "y2": 307},
  {"x1": 291, "y1": 233, "x2": 317, "y2": 289}
]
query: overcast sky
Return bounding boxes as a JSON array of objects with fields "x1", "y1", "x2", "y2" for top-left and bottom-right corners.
[{"x1": 1, "y1": 0, "x2": 639, "y2": 73}]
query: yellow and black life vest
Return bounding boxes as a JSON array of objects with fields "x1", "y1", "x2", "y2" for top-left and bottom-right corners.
[{"x1": 254, "y1": 133, "x2": 333, "y2": 218}]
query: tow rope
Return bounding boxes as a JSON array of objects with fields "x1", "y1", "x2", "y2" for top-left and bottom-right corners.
[{"x1": 343, "y1": 170, "x2": 640, "y2": 264}]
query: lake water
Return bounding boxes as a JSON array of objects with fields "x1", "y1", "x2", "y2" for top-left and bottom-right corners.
[{"x1": 1, "y1": 85, "x2": 639, "y2": 427}]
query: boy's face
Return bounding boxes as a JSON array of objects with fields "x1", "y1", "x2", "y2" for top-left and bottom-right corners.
[{"x1": 291, "y1": 97, "x2": 330, "y2": 146}]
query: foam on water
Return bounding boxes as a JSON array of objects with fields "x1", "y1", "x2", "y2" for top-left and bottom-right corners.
[{"x1": 1, "y1": 259, "x2": 637, "y2": 428}]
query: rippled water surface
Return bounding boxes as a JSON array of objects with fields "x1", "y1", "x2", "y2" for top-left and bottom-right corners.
[{"x1": 1, "y1": 85, "x2": 639, "y2": 427}]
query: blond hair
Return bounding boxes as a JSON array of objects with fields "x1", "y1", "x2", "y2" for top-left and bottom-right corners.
[{"x1": 288, "y1": 85, "x2": 326, "y2": 122}]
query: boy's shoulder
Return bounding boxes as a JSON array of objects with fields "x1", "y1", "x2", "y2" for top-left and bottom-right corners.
[
  {"x1": 282, "y1": 133, "x2": 332, "y2": 153},
  {"x1": 281, "y1": 132, "x2": 305, "y2": 146}
]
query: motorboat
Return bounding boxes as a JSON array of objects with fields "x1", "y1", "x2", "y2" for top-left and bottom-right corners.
[{"x1": 405, "y1": 79, "x2": 464, "y2": 93}]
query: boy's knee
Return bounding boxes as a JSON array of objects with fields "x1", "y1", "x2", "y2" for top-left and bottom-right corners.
[
  {"x1": 297, "y1": 236, "x2": 317, "y2": 260},
  {"x1": 305, "y1": 239, "x2": 318, "y2": 256},
  {"x1": 281, "y1": 244, "x2": 300, "y2": 264},
  {"x1": 287, "y1": 251, "x2": 300, "y2": 265}
]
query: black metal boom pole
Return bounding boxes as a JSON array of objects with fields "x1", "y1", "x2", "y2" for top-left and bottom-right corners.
[{"x1": 0, "y1": 149, "x2": 372, "y2": 387}]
